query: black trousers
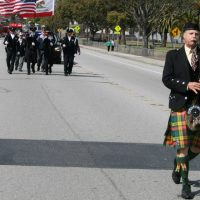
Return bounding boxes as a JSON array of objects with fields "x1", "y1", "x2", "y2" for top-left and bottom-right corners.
[
  {"x1": 6, "y1": 49, "x2": 16, "y2": 72},
  {"x1": 27, "y1": 61, "x2": 35, "y2": 74},
  {"x1": 44, "y1": 54, "x2": 50, "y2": 75},
  {"x1": 37, "y1": 49, "x2": 45, "y2": 70},
  {"x1": 64, "y1": 54, "x2": 74, "y2": 74}
]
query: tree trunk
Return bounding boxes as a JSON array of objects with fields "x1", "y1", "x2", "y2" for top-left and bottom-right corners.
[
  {"x1": 121, "y1": 28, "x2": 126, "y2": 45},
  {"x1": 143, "y1": 34, "x2": 148, "y2": 48},
  {"x1": 162, "y1": 31, "x2": 168, "y2": 47}
]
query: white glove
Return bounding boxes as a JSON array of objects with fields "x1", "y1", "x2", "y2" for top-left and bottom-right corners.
[
  {"x1": 63, "y1": 44, "x2": 66, "y2": 47},
  {"x1": 32, "y1": 42, "x2": 35, "y2": 46},
  {"x1": 50, "y1": 42, "x2": 53, "y2": 46},
  {"x1": 5, "y1": 41, "x2": 8, "y2": 45},
  {"x1": 17, "y1": 51, "x2": 20, "y2": 55}
]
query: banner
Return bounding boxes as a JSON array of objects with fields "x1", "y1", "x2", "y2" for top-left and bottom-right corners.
[
  {"x1": 35, "y1": 0, "x2": 54, "y2": 17},
  {"x1": 20, "y1": 0, "x2": 54, "y2": 17}
]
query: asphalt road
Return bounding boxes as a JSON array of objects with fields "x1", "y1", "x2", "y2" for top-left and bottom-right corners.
[{"x1": 0, "y1": 39, "x2": 200, "y2": 200}]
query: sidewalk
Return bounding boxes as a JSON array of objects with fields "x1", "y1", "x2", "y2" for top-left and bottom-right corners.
[{"x1": 81, "y1": 45, "x2": 165, "y2": 67}]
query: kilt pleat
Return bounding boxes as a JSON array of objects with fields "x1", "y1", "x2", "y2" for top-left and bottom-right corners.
[{"x1": 164, "y1": 110, "x2": 200, "y2": 149}]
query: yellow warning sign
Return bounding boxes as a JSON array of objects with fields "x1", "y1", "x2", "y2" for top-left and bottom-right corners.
[
  {"x1": 115, "y1": 25, "x2": 121, "y2": 32},
  {"x1": 171, "y1": 27, "x2": 181, "y2": 37},
  {"x1": 74, "y1": 25, "x2": 81, "y2": 33}
]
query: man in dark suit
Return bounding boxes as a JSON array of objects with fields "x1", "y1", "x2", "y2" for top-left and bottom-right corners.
[
  {"x1": 3, "y1": 27, "x2": 18, "y2": 74},
  {"x1": 25, "y1": 27, "x2": 37, "y2": 75},
  {"x1": 62, "y1": 28, "x2": 77, "y2": 76},
  {"x1": 163, "y1": 22, "x2": 200, "y2": 199},
  {"x1": 15, "y1": 32, "x2": 26, "y2": 71},
  {"x1": 43, "y1": 30, "x2": 53, "y2": 75}
]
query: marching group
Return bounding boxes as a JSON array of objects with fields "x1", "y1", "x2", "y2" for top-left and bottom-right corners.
[{"x1": 3, "y1": 25, "x2": 80, "y2": 76}]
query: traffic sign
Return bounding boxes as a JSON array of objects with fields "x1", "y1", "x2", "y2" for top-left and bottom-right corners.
[
  {"x1": 74, "y1": 25, "x2": 80, "y2": 33},
  {"x1": 115, "y1": 25, "x2": 121, "y2": 32},
  {"x1": 114, "y1": 31, "x2": 121, "y2": 35},
  {"x1": 171, "y1": 27, "x2": 181, "y2": 37}
]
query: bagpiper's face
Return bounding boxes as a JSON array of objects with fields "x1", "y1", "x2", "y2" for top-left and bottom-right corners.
[{"x1": 183, "y1": 30, "x2": 199, "y2": 49}]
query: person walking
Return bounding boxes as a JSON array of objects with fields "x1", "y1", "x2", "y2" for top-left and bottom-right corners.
[
  {"x1": 111, "y1": 39, "x2": 115, "y2": 51},
  {"x1": 48, "y1": 32, "x2": 56, "y2": 74},
  {"x1": 105, "y1": 39, "x2": 111, "y2": 52},
  {"x1": 36, "y1": 30, "x2": 45, "y2": 72},
  {"x1": 15, "y1": 32, "x2": 26, "y2": 72},
  {"x1": 62, "y1": 28, "x2": 77, "y2": 76},
  {"x1": 25, "y1": 27, "x2": 37, "y2": 75},
  {"x1": 3, "y1": 27, "x2": 18, "y2": 74},
  {"x1": 43, "y1": 30, "x2": 52, "y2": 75},
  {"x1": 162, "y1": 22, "x2": 200, "y2": 199}
]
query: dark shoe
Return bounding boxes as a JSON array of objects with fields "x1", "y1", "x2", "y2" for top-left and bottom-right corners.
[
  {"x1": 172, "y1": 158, "x2": 181, "y2": 184},
  {"x1": 37, "y1": 67, "x2": 40, "y2": 71},
  {"x1": 181, "y1": 184, "x2": 193, "y2": 199},
  {"x1": 172, "y1": 170, "x2": 181, "y2": 184}
]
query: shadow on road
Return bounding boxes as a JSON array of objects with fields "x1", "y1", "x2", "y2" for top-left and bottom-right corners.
[{"x1": 0, "y1": 139, "x2": 200, "y2": 170}]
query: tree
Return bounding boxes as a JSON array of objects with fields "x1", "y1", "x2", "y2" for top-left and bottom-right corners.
[
  {"x1": 74, "y1": 0, "x2": 107, "y2": 40},
  {"x1": 126, "y1": 0, "x2": 194, "y2": 48}
]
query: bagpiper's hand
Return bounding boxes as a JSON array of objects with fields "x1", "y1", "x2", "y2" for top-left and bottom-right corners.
[
  {"x1": 32, "y1": 42, "x2": 35, "y2": 46},
  {"x1": 63, "y1": 44, "x2": 66, "y2": 48},
  {"x1": 5, "y1": 41, "x2": 8, "y2": 45},
  {"x1": 187, "y1": 82, "x2": 200, "y2": 94},
  {"x1": 17, "y1": 51, "x2": 20, "y2": 55}
]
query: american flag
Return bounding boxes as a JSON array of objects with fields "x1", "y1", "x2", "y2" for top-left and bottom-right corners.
[{"x1": 0, "y1": 0, "x2": 36, "y2": 16}]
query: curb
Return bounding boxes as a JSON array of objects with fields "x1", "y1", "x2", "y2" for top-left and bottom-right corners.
[{"x1": 80, "y1": 45, "x2": 165, "y2": 67}]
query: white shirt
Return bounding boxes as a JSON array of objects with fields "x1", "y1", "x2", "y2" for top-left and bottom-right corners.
[{"x1": 10, "y1": 33, "x2": 15, "y2": 39}]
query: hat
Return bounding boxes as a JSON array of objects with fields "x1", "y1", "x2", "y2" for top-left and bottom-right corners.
[
  {"x1": 66, "y1": 28, "x2": 74, "y2": 33},
  {"x1": 183, "y1": 22, "x2": 199, "y2": 32},
  {"x1": 30, "y1": 27, "x2": 36, "y2": 32},
  {"x1": 9, "y1": 27, "x2": 15, "y2": 31}
]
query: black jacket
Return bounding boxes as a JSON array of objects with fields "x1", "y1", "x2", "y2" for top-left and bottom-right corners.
[
  {"x1": 162, "y1": 46, "x2": 200, "y2": 111},
  {"x1": 16, "y1": 38, "x2": 26, "y2": 56},
  {"x1": 3, "y1": 33, "x2": 18, "y2": 52},
  {"x1": 25, "y1": 35, "x2": 37, "y2": 63},
  {"x1": 62, "y1": 36, "x2": 77, "y2": 55}
]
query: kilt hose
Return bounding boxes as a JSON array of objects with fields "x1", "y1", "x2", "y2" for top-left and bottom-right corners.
[{"x1": 164, "y1": 109, "x2": 200, "y2": 149}]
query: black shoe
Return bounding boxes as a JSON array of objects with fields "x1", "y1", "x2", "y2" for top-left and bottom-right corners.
[
  {"x1": 172, "y1": 158, "x2": 181, "y2": 184},
  {"x1": 37, "y1": 67, "x2": 40, "y2": 71},
  {"x1": 181, "y1": 184, "x2": 193, "y2": 199}
]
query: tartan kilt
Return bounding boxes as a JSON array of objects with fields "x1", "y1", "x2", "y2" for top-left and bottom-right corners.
[{"x1": 164, "y1": 109, "x2": 200, "y2": 149}]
